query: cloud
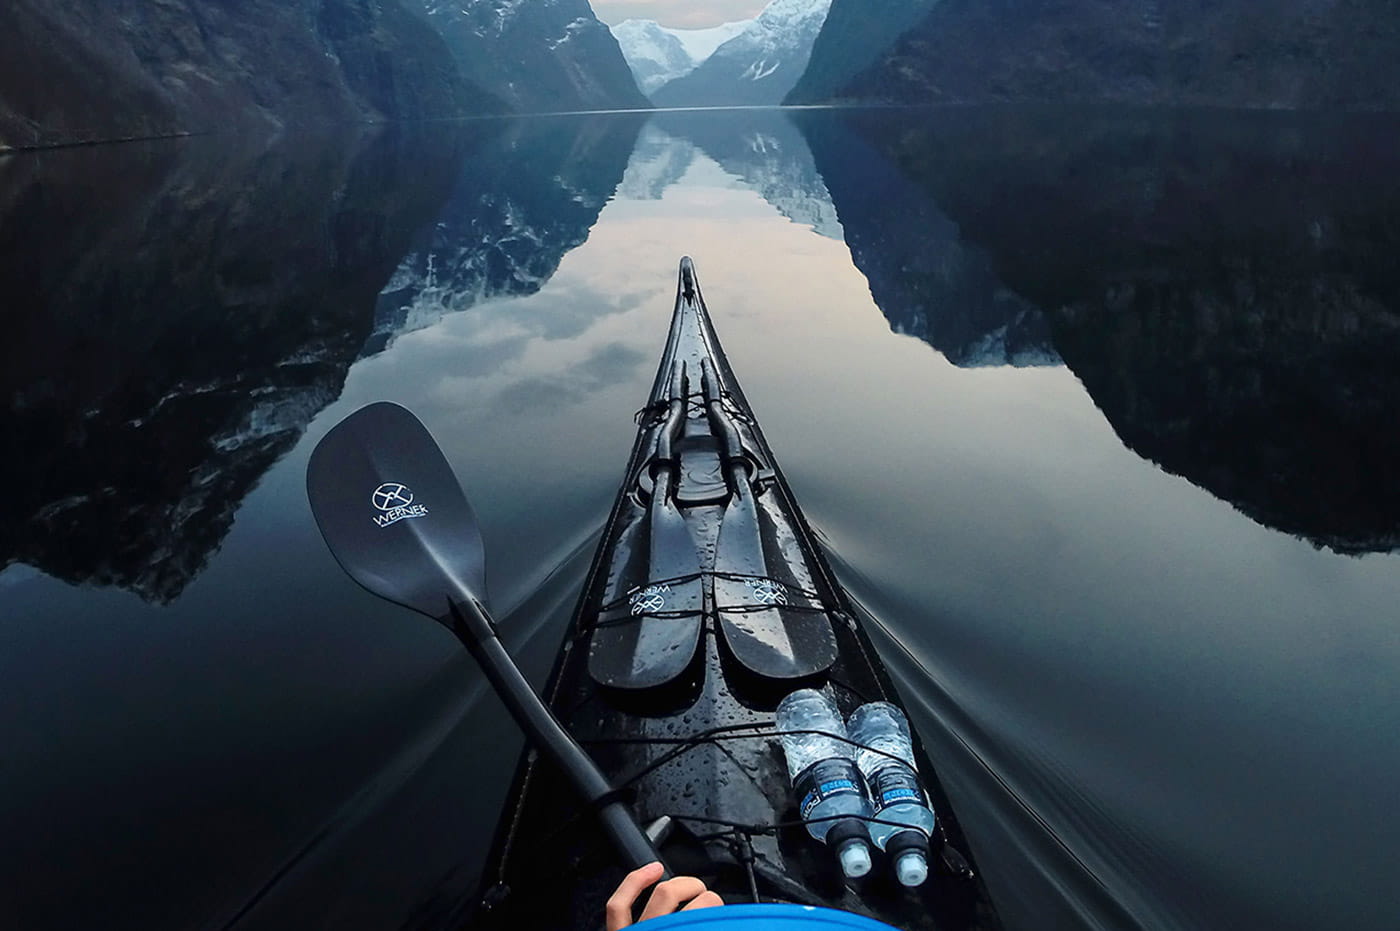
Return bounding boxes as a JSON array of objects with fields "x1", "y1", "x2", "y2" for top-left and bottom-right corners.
[
  {"x1": 493, "y1": 342, "x2": 649, "y2": 414},
  {"x1": 593, "y1": 0, "x2": 768, "y2": 28}
]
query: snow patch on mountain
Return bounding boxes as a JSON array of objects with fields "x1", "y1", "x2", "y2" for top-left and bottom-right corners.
[
  {"x1": 611, "y1": 18, "x2": 754, "y2": 96},
  {"x1": 551, "y1": 17, "x2": 593, "y2": 49},
  {"x1": 718, "y1": 0, "x2": 833, "y2": 84},
  {"x1": 611, "y1": 20, "x2": 693, "y2": 94},
  {"x1": 670, "y1": 21, "x2": 752, "y2": 62}
]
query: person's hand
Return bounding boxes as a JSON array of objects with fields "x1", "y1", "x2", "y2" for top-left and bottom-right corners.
[{"x1": 605, "y1": 861, "x2": 725, "y2": 930}]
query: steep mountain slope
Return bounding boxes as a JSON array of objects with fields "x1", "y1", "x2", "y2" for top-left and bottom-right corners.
[
  {"x1": 0, "y1": 0, "x2": 488, "y2": 151},
  {"x1": 611, "y1": 20, "x2": 694, "y2": 95},
  {"x1": 652, "y1": 0, "x2": 832, "y2": 107},
  {"x1": 785, "y1": 0, "x2": 937, "y2": 104},
  {"x1": 420, "y1": 0, "x2": 649, "y2": 112},
  {"x1": 612, "y1": 19, "x2": 751, "y2": 96},
  {"x1": 832, "y1": 0, "x2": 1400, "y2": 109}
]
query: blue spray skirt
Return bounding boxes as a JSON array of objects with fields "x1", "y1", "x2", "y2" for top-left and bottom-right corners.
[{"x1": 642, "y1": 903, "x2": 900, "y2": 930}]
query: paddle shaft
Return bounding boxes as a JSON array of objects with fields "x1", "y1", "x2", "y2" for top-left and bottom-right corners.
[{"x1": 446, "y1": 596, "x2": 667, "y2": 874}]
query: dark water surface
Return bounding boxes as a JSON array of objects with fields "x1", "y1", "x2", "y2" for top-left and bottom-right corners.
[{"x1": 3, "y1": 107, "x2": 1399, "y2": 931}]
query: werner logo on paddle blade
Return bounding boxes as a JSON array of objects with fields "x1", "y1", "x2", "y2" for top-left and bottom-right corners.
[{"x1": 372, "y1": 482, "x2": 429, "y2": 528}]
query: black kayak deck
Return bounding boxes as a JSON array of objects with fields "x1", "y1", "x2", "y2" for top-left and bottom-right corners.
[{"x1": 469, "y1": 259, "x2": 1000, "y2": 931}]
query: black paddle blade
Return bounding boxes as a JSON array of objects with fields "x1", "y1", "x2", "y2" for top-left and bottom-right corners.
[
  {"x1": 713, "y1": 487, "x2": 837, "y2": 681},
  {"x1": 589, "y1": 363, "x2": 704, "y2": 691},
  {"x1": 306, "y1": 401, "x2": 488, "y2": 619}
]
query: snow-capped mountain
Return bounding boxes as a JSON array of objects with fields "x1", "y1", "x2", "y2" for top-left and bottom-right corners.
[
  {"x1": 669, "y1": 20, "x2": 754, "y2": 62},
  {"x1": 611, "y1": 19, "x2": 752, "y2": 96},
  {"x1": 651, "y1": 0, "x2": 833, "y2": 107},
  {"x1": 610, "y1": 21, "x2": 692, "y2": 95}
]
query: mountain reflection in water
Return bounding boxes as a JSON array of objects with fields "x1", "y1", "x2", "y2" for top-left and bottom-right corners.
[
  {"x1": 1, "y1": 108, "x2": 1399, "y2": 931},
  {"x1": 0, "y1": 127, "x2": 465, "y2": 602},
  {"x1": 800, "y1": 107, "x2": 1400, "y2": 555}
]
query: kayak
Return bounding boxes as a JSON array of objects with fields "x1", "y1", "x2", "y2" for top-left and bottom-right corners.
[{"x1": 468, "y1": 258, "x2": 1000, "y2": 930}]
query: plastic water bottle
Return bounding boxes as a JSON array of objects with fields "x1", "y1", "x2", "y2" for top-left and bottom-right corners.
[
  {"x1": 776, "y1": 689, "x2": 875, "y2": 879},
  {"x1": 847, "y1": 702, "x2": 936, "y2": 887}
]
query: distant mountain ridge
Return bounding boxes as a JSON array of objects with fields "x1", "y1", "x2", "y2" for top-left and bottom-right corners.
[
  {"x1": 611, "y1": 19, "x2": 751, "y2": 95},
  {"x1": 651, "y1": 0, "x2": 833, "y2": 107}
]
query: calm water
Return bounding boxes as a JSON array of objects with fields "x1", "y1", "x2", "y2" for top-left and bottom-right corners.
[{"x1": 3, "y1": 107, "x2": 1399, "y2": 931}]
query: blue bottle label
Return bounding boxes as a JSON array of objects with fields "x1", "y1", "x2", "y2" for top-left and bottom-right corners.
[
  {"x1": 870, "y1": 765, "x2": 929, "y2": 814},
  {"x1": 794, "y1": 758, "x2": 867, "y2": 820}
]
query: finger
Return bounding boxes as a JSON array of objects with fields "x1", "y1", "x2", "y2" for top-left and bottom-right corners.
[
  {"x1": 638, "y1": 876, "x2": 709, "y2": 922},
  {"x1": 606, "y1": 862, "x2": 666, "y2": 931},
  {"x1": 681, "y1": 891, "x2": 725, "y2": 912}
]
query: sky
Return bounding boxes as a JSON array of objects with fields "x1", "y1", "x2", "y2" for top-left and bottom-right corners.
[{"x1": 591, "y1": 0, "x2": 769, "y2": 28}]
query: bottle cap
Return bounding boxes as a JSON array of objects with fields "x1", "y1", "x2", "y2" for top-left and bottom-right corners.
[
  {"x1": 894, "y1": 850, "x2": 928, "y2": 887},
  {"x1": 838, "y1": 838, "x2": 873, "y2": 878},
  {"x1": 886, "y1": 829, "x2": 931, "y2": 886},
  {"x1": 826, "y1": 819, "x2": 874, "y2": 878}
]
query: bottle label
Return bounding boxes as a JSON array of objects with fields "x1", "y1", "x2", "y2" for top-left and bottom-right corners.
[
  {"x1": 870, "y1": 765, "x2": 929, "y2": 813},
  {"x1": 794, "y1": 758, "x2": 867, "y2": 820}
]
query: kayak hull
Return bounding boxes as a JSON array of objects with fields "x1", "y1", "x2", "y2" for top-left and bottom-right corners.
[{"x1": 470, "y1": 259, "x2": 999, "y2": 931}]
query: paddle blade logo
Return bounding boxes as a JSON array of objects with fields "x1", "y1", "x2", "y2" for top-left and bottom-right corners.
[{"x1": 372, "y1": 482, "x2": 429, "y2": 529}]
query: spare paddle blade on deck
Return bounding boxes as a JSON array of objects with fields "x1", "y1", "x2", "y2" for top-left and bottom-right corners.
[
  {"x1": 587, "y1": 494, "x2": 705, "y2": 690},
  {"x1": 589, "y1": 363, "x2": 704, "y2": 690},
  {"x1": 712, "y1": 486, "x2": 837, "y2": 681},
  {"x1": 700, "y1": 357, "x2": 836, "y2": 681},
  {"x1": 306, "y1": 401, "x2": 488, "y2": 618}
]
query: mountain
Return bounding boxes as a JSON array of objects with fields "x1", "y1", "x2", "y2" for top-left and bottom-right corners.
[
  {"x1": 418, "y1": 0, "x2": 649, "y2": 112},
  {"x1": 611, "y1": 19, "x2": 751, "y2": 96},
  {"x1": 667, "y1": 20, "x2": 755, "y2": 63},
  {"x1": 0, "y1": 0, "x2": 489, "y2": 151},
  {"x1": 611, "y1": 20, "x2": 693, "y2": 95},
  {"x1": 829, "y1": 0, "x2": 1400, "y2": 109},
  {"x1": 651, "y1": 0, "x2": 833, "y2": 107},
  {"x1": 785, "y1": 0, "x2": 938, "y2": 104}
]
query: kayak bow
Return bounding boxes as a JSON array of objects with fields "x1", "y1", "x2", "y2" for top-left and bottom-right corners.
[{"x1": 474, "y1": 257, "x2": 999, "y2": 930}]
